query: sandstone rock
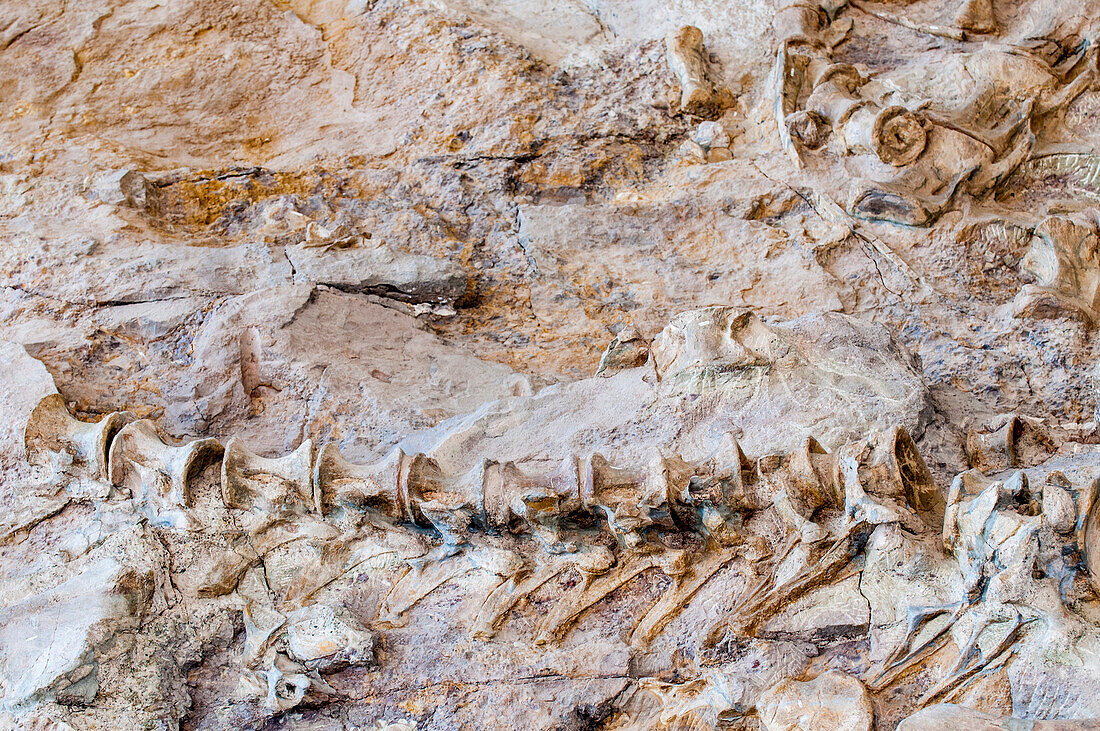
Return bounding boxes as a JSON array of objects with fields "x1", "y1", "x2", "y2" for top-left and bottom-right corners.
[
  {"x1": 405, "y1": 305, "x2": 930, "y2": 470},
  {"x1": 179, "y1": 286, "x2": 530, "y2": 456},
  {"x1": 516, "y1": 201, "x2": 846, "y2": 377},
  {"x1": 0, "y1": 559, "x2": 151, "y2": 710},
  {"x1": 286, "y1": 242, "x2": 466, "y2": 304},
  {"x1": 0, "y1": 236, "x2": 291, "y2": 304},
  {"x1": 898, "y1": 704, "x2": 1100, "y2": 730},
  {"x1": 757, "y1": 671, "x2": 874, "y2": 731}
]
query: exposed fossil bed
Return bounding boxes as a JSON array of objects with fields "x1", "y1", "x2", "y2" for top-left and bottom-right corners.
[{"x1": 8, "y1": 0, "x2": 1100, "y2": 729}]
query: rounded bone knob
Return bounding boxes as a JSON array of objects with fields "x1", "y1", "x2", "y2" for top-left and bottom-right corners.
[
  {"x1": 844, "y1": 104, "x2": 927, "y2": 166},
  {"x1": 787, "y1": 110, "x2": 829, "y2": 150},
  {"x1": 872, "y1": 106, "x2": 927, "y2": 166}
]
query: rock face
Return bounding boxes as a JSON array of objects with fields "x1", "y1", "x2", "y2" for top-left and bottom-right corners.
[
  {"x1": 4, "y1": 0, "x2": 1100, "y2": 729},
  {"x1": 0, "y1": 559, "x2": 152, "y2": 709},
  {"x1": 758, "y1": 671, "x2": 874, "y2": 731}
]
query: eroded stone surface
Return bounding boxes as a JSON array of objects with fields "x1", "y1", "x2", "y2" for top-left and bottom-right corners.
[{"x1": 5, "y1": 0, "x2": 1100, "y2": 728}]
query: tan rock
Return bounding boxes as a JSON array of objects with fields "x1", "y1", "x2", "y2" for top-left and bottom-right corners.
[
  {"x1": 898, "y1": 704, "x2": 1100, "y2": 730},
  {"x1": 757, "y1": 671, "x2": 873, "y2": 731}
]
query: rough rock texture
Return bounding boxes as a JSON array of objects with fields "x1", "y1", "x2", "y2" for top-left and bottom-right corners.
[{"x1": 5, "y1": 0, "x2": 1100, "y2": 729}]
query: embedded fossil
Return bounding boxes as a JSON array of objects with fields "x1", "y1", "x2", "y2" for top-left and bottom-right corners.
[
  {"x1": 24, "y1": 394, "x2": 134, "y2": 483},
  {"x1": 285, "y1": 602, "x2": 377, "y2": 673},
  {"x1": 614, "y1": 672, "x2": 741, "y2": 730},
  {"x1": 108, "y1": 419, "x2": 223, "y2": 530},
  {"x1": 664, "y1": 26, "x2": 730, "y2": 119},
  {"x1": 757, "y1": 671, "x2": 873, "y2": 731},
  {"x1": 871, "y1": 466, "x2": 1100, "y2": 705},
  {"x1": 1014, "y1": 211, "x2": 1100, "y2": 326},
  {"x1": 964, "y1": 413, "x2": 1058, "y2": 473},
  {"x1": 24, "y1": 392, "x2": 939, "y2": 653},
  {"x1": 791, "y1": 63, "x2": 927, "y2": 167},
  {"x1": 608, "y1": 667, "x2": 874, "y2": 730},
  {"x1": 222, "y1": 437, "x2": 315, "y2": 521},
  {"x1": 314, "y1": 421, "x2": 940, "y2": 552},
  {"x1": 13, "y1": 374, "x2": 1100, "y2": 728},
  {"x1": 234, "y1": 594, "x2": 376, "y2": 711},
  {"x1": 12, "y1": 0, "x2": 1100, "y2": 727},
  {"x1": 768, "y1": 0, "x2": 1096, "y2": 226}
]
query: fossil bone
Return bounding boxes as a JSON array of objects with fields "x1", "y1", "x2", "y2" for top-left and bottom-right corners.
[
  {"x1": 877, "y1": 466, "x2": 1081, "y2": 698},
  {"x1": 703, "y1": 430, "x2": 935, "y2": 645},
  {"x1": 107, "y1": 419, "x2": 223, "y2": 530},
  {"x1": 1079, "y1": 475, "x2": 1100, "y2": 594},
  {"x1": 533, "y1": 547, "x2": 679, "y2": 645},
  {"x1": 374, "y1": 545, "x2": 487, "y2": 628},
  {"x1": 307, "y1": 426, "x2": 933, "y2": 645},
  {"x1": 773, "y1": 0, "x2": 827, "y2": 47},
  {"x1": 243, "y1": 650, "x2": 312, "y2": 712},
  {"x1": 314, "y1": 442, "x2": 407, "y2": 520},
  {"x1": 469, "y1": 545, "x2": 613, "y2": 640},
  {"x1": 757, "y1": 671, "x2": 873, "y2": 731},
  {"x1": 711, "y1": 521, "x2": 874, "y2": 642},
  {"x1": 1014, "y1": 212, "x2": 1100, "y2": 326},
  {"x1": 1042, "y1": 471, "x2": 1077, "y2": 534},
  {"x1": 919, "y1": 608, "x2": 1033, "y2": 706},
  {"x1": 665, "y1": 26, "x2": 726, "y2": 119},
  {"x1": 18, "y1": 390, "x2": 948, "y2": 656},
  {"x1": 24, "y1": 394, "x2": 134, "y2": 482},
  {"x1": 954, "y1": 0, "x2": 996, "y2": 34},
  {"x1": 626, "y1": 543, "x2": 740, "y2": 650},
  {"x1": 312, "y1": 423, "x2": 931, "y2": 553},
  {"x1": 965, "y1": 414, "x2": 1057, "y2": 473},
  {"x1": 221, "y1": 437, "x2": 315, "y2": 520},
  {"x1": 841, "y1": 103, "x2": 927, "y2": 167},
  {"x1": 284, "y1": 603, "x2": 376, "y2": 673},
  {"x1": 764, "y1": 0, "x2": 1100, "y2": 226}
]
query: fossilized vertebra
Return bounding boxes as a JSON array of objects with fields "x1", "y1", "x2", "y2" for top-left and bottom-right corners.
[
  {"x1": 221, "y1": 437, "x2": 315, "y2": 519},
  {"x1": 22, "y1": 392, "x2": 935, "y2": 605},
  {"x1": 665, "y1": 26, "x2": 727, "y2": 119},
  {"x1": 314, "y1": 442, "x2": 407, "y2": 520},
  {"x1": 108, "y1": 419, "x2": 223, "y2": 530},
  {"x1": 841, "y1": 103, "x2": 926, "y2": 167},
  {"x1": 965, "y1": 414, "x2": 1057, "y2": 473},
  {"x1": 763, "y1": 0, "x2": 1100, "y2": 226},
  {"x1": 25, "y1": 394, "x2": 134, "y2": 482},
  {"x1": 794, "y1": 63, "x2": 928, "y2": 167},
  {"x1": 312, "y1": 422, "x2": 936, "y2": 552}
]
